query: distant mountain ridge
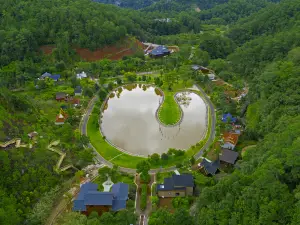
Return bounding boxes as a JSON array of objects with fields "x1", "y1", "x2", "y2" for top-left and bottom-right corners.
[{"x1": 93, "y1": 0, "x2": 230, "y2": 10}]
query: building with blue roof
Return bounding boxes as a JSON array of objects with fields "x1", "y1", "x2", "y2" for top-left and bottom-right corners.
[
  {"x1": 40, "y1": 72, "x2": 52, "y2": 79},
  {"x1": 221, "y1": 113, "x2": 237, "y2": 123},
  {"x1": 74, "y1": 86, "x2": 82, "y2": 96},
  {"x1": 50, "y1": 74, "x2": 61, "y2": 81},
  {"x1": 149, "y1": 45, "x2": 170, "y2": 58},
  {"x1": 73, "y1": 182, "x2": 129, "y2": 216},
  {"x1": 156, "y1": 174, "x2": 194, "y2": 198}
]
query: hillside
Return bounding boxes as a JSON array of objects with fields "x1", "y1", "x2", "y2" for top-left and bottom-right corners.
[{"x1": 1, "y1": 0, "x2": 300, "y2": 224}]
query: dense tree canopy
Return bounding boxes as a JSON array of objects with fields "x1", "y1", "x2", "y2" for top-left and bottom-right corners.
[{"x1": 1, "y1": 0, "x2": 300, "y2": 224}]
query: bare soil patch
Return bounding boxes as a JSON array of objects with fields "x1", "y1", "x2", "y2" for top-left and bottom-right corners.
[{"x1": 40, "y1": 39, "x2": 144, "y2": 61}]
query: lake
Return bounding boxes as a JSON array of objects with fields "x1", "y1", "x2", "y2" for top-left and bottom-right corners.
[{"x1": 100, "y1": 84, "x2": 208, "y2": 156}]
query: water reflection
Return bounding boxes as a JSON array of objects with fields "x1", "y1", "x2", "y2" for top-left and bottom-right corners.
[{"x1": 101, "y1": 85, "x2": 208, "y2": 156}]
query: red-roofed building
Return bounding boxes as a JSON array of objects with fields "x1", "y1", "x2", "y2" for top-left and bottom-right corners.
[
  {"x1": 55, "y1": 109, "x2": 68, "y2": 125},
  {"x1": 72, "y1": 98, "x2": 80, "y2": 107},
  {"x1": 221, "y1": 132, "x2": 239, "y2": 150}
]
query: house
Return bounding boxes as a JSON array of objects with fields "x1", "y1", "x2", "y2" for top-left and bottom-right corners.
[
  {"x1": 28, "y1": 131, "x2": 38, "y2": 139},
  {"x1": 74, "y1": 86, "x2": 82, "y2": 96},
  {"x1": 73, "y1": 182, "x2": 129, "y2": 216},
  {"x1": 221, "y1": 132, "x2": 239, "y2": 150},
  {"x1": 208, "y1": 73, "x2": 216, "y2": 80},
  {"x1": 60, "y1": 105, "x2": 68, "y2": 110},
  {"x1": 198, "y1": 158, "x2": 220, "y2": 176},
  {"x1": 191, "y1": 65, "x2": 210, "y2": 73},
  {"x1": 149, "y1": 45, "x2": 170, "y2": 58},
  {"x1": 55, "y1": 109, "x2": 68, "y2": 125},
  {"x1": 221, "y1": 113, "x2": 237, "y2": 123},
  {"x1": 50, "y1": 74, "x2": 61, "y2": 81},
  {"x1": 154, "y1": 18, "x2": 172, "y2": 23},
  {"x1": 56, "y1": 92, "x2": 66, "y2": 101},
  {"x1": 40, "y1": 72, "x2": 52, "y2": 80},
  {"x1": 72, "y1": 98, "x2": 80, "y2": 107},
  {"x1": 76, "y1": 71, "x2": 87, "y2": 79},
  {"x1": 156, "y1": 174, "x2": 194, "y2": 198},
  {"x1": 232, "y1": 124, "x2": 243, "y2": 135},
  {"x1": 191, "y1": 65, "x2": 201, "y2": 71},
  {"x1": 219, "y1": 148, "x2": 239, "y2": 165}
]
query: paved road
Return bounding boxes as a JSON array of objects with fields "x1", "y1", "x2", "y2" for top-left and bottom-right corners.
[
  {"x1": 80, "y1": 83, "x2": 216, "y2": 173},
  {"x1": 193, "y1": 84, "x2": 216, "y2": 160}
]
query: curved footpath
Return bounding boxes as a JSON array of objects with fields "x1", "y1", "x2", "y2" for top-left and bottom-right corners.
[{"x1": 80, "y1": 84, "x2": 216, "y2": 173}]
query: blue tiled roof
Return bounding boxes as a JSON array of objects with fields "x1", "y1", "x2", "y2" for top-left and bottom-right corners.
[
  {"x1": 74, "y1": 86, "x2": 82, "y2": 93},
  {"x1": 172, "y1": 174, "x2": 194, "y2": 187},
  {"x1": 157, "y1": 174, "x2": 194, "y2": 191},
  {"x1": 41, "y1": 72, "x2": 52, "y2": 78},
  {"x1": 112, "y1": 199, "x2": 127, "y2": 211},
  {"x1": 112, "y1": 182, "x2": 129, "y2": 200},
  {"x1": 221, "y1": 113, "x2": 237, "y2": 123},
  {"x1": 73, "y1": 182, "x2": 98, "y2": 211},
  {"x1": 73, "y1": 199, "x2": 86, "y2": 211},
  {"x1": 50, "y1": 74, "x2": 61, "y2": 81},
  {"x1": 73, "y1": 182, "x2": 128, "y2": 212},
  {"x1": 84, "y1": 192, "x2": 113, "y2": 206},
  {"x1": 200, "y1": 158, "x2": 220, "y2": 175},
  {"x1": 150, "y1": 45, "x2": 170, "y2": 56}
]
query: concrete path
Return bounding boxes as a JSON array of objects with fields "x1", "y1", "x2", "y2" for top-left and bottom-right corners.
[
  {"x1": 192, "y1": 84, "x2": 216, "y2": 160},
  {"x1": 135, "y1": 173, "x2": 155, "y2": 225}
]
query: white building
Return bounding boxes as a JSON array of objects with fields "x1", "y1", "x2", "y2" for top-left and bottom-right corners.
[{"x1": 76, "y1": 71, "x2": 87, "y2": 79}]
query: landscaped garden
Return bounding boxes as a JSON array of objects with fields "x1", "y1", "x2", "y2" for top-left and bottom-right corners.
[{"x1": 157, "y1": 91, "x2": 182, "y2": 125}]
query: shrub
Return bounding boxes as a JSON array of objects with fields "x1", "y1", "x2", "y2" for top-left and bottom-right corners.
[
  {"x1": 140, "y1": 184, "x2": 148, "y2": 210},
  {"x1": 161, "y1": 153, "x2": 168, "y2": 160}
]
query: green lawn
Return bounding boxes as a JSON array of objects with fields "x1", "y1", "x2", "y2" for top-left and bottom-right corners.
[{"x1": 158, "y1": 91, "x2": 182, "y2": 125}]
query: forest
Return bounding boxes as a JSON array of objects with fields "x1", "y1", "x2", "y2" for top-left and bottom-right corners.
[{"x1": 1, "y1": 0, "x2": 300, "y2": 224}]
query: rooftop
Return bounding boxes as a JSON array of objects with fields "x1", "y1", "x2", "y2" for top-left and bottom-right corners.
[
  {"x1": 73, "y1": 182, "x2": 129, "y2": 212},
  {"x1": 41, "y1": 72, "x2": 52, "y2": 78},
  {"x1": 150, "y1": 45, "x2": 170, "y2": 56},
  {"x1": 222, "y1": 132, "x2": 239, "y2": 146},
  {"x1": 199, "y1": 158, "x2": 220, "y2": 175},
  {"x1": 50, "y1": 74, "x2": 61, "y2": 81},
  {"x1": 74, "y1": 86, "x2": 82, "y2": 93},
  {"x1": 221, "y1": 113, "x2": 237, "y2": 123},
  {"x1": 157, "y1": 174, "x2": 194, "y2": 191},
  {"x1": 56, "y1": 92, "x2": 66, "y2": 99},
  {"x1": 220, "y1": 148, "x2": 239, "y2": 164}
]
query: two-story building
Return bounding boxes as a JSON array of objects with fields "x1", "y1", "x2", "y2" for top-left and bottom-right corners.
[
  {"x1": 73, "y1": 182, "x2": 129, "y2": 216},
  {"x1": 156, "y1": 174, "x2": 194, "y2": 198}
]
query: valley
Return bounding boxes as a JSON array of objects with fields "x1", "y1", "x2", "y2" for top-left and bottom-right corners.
[{"x1": 1, "y1": 0, "x2": 300, "y2": 225}]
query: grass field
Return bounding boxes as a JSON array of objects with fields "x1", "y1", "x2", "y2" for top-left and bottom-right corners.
[{"x1": 157, "y1": 91, "x2": 182, "y2": 125}]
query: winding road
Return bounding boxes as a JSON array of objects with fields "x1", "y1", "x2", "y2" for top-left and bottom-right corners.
[{"x1": 80, "y1": 84, "x2": 216, "y2": 173}]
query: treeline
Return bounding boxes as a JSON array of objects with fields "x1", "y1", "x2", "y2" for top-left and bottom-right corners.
[
  {"x1": 94, "y1": 0, "x2": 231, "y2": 11},
  {"x1": 0, "y1": 0, "x2": 152, "y2": 67},
  {"x1": 199, "y1": 0, "x2": 281, "y2": 24},
  {"x1": 190, "y1": 0, "x2": 300, "y2": 224}
]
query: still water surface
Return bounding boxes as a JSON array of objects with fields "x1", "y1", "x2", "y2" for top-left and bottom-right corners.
[{"x1": 100, "y1": 84, "x2": 207, "y2": 156}]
